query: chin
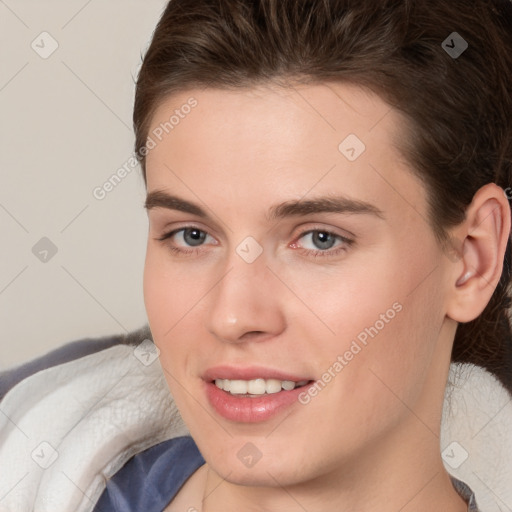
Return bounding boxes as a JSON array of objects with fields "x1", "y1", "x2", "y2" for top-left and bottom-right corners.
[
  {"x1": 202, "y1": 442, "x2": 308, "y2": 487},
  {"x1": 217, "y1": 463, "x2": 301, "y2": 488}
]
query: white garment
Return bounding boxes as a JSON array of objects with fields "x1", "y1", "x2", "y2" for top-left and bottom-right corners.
[{"x1": 0, "y1": 343, "x2": 510, "y2": 512}]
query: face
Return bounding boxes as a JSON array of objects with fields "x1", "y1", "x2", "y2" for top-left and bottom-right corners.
[{"x1": 143, "y1": 82, "x2": 455, "y2": 487}]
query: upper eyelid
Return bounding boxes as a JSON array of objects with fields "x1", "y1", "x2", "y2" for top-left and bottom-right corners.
[
  {"x1": 156, "y1": 221, "x2": 216, "y2": 237},
  {"x1": 158, "y1": 225, "x2": 215, "y2": 241},
  {"x1": 296, "y1": 228, "x2": 351, "y2": 240}
]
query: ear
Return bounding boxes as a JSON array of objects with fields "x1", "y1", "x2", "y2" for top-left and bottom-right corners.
[{"x1": 446, "y1": 183, "x2": 511, "y2": 323}]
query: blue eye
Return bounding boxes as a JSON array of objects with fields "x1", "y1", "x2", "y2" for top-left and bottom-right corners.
[
  {"x1": 294, "y1": 229, "x2": 353, "y2": 258},
  {"x1": 177, "y1": 228, "x2": 207, "y2": 247},
  {"x1": 157, "y1": 227, "x2": 214, "y2": 254},
  {"x1": 300, "y1": 231, "x2": 338, "y2": 250}
]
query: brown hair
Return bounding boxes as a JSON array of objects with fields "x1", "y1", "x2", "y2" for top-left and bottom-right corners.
[{"x1": 133, "y1": 0, "x2": 512, "y2": 393}]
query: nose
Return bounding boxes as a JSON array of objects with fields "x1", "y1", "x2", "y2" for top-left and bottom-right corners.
[{"x1": 204, "y1": 252, "x2": 287, "y2": 344}]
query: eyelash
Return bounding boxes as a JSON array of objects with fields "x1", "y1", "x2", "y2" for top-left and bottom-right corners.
[{"x1": 156, "y1": 226, "x2": 354, "y2": 258}]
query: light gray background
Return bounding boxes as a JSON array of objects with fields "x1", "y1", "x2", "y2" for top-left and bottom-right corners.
[{"x1": 0, "y1": 0, "x2": 169, "y2": 369}]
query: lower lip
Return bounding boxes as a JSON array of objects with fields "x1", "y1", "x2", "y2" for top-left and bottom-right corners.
[{"x1": 205, "y1": 381, "x2": 310, "y2": 423}]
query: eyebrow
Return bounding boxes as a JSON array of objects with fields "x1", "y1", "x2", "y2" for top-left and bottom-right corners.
[{"x1": 144, "y1": 190, "x2": 385, "y2": 221}]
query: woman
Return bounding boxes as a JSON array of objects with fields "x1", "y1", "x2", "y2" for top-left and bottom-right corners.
[{"x1": 1, "y1": 0, "x2": 511, "y2": 511}]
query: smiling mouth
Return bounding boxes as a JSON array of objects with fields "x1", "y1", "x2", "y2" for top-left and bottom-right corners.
[{"x1": 213, "y1": 378, "x2": 312, "y2": 397}]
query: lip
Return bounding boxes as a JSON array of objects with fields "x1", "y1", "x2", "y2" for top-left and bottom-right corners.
[{"x1": 203, "y1": 365, "x2": 313, "y2": 423}]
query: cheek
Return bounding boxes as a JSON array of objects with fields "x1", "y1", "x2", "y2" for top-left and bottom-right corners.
[
  {"x1": 143, "y1": 257, "x2": 196, "y2": 415},
  {"x1": 143, "y1": 246, "x2": 203, "y2": 339},
  {"x1": 143, "y1": 249, "x2": 173, "y2": 339},
  {"x1": 305, "y1": 243, "x2": 444, "y2": 407},
  {"x1": 360, "y1": 293, "x2": 441, "y2": 447},
  {"x1": 142, "y1": 248, "x2": 200, "y2": 385},
  {"x1": 289, "y1": 283, "x2": 443, "y2": 467}
]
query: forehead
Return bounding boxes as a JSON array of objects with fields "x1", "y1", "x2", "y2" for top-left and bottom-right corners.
[
  {"x1": 144, "y1": 82, "x2": 429, "y2": 228},
  {"x1": 147, "y1": 81, "x2": 395, "y2": 152}
]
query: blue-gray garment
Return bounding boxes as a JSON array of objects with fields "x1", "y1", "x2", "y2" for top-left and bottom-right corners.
[
  {"x1": 93, "y1": 436, "x2": 205, "y2": 512},
  {"x1": 94, "y1": 435, "x2": 481, "y2": 512},
  {"x1": 451, "y1": 476, "x2": 481, "y2": 512}
]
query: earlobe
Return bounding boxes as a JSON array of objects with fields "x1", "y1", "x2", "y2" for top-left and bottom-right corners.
[{"x1": 446, "y1": 183, "x2": 511, "y2": 323}]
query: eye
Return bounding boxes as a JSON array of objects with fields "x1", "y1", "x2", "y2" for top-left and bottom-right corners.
[
  {"x1": 292, "y1": 229, "x2": 353, "y2": 257},
  {"x1": 175, "y1": 228, "x2": 208, "y2": 247},
  {"x1": 300, "y1": 231, "x2": 338, "y2": 250},
  {"x1": 156, "y1": 226, "x2": 216, "y2": 254}
]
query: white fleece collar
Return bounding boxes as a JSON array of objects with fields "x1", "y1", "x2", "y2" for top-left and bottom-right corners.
[
  {"x1": 0, "y1": 344, "x2": 510, "y2": 511},
  {"x1": 441, "y1": 363, "x2": 512, "y2": 511}
]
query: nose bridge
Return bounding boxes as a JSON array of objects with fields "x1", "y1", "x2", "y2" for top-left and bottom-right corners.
[{"x1": 205, "y1": 244, "x2": 286, "y2": 343}]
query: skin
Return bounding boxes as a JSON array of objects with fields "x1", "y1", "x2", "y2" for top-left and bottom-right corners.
[{"x1": 142, "y1": 82, "x2": 510, "y2": 512}]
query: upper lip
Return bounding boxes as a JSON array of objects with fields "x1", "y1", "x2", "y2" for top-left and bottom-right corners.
[{"x1": 203, "y1": 365, "x2": 312, "y2": 382}]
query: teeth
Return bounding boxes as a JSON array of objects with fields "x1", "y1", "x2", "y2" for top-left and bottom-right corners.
[
  {"x1": 247, "y1": 378, "x2": 266, "y2": 394},
  {"x1": 281, "y1": 380, "x2": 296, "y2": 391},
  {"x1": 266, "y1": 379, "x2": 282, "y2": 394},
  {"x1": 229, "y1": 380, "x2": 248, "y2": 394},
  {"x1": 214, "y1": 378, "x2": 308, "y2": 395}
]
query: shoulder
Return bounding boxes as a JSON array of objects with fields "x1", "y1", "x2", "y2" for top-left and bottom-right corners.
[{"x1": 0, "y1": 325, "x2": 190, "y2": 512}]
